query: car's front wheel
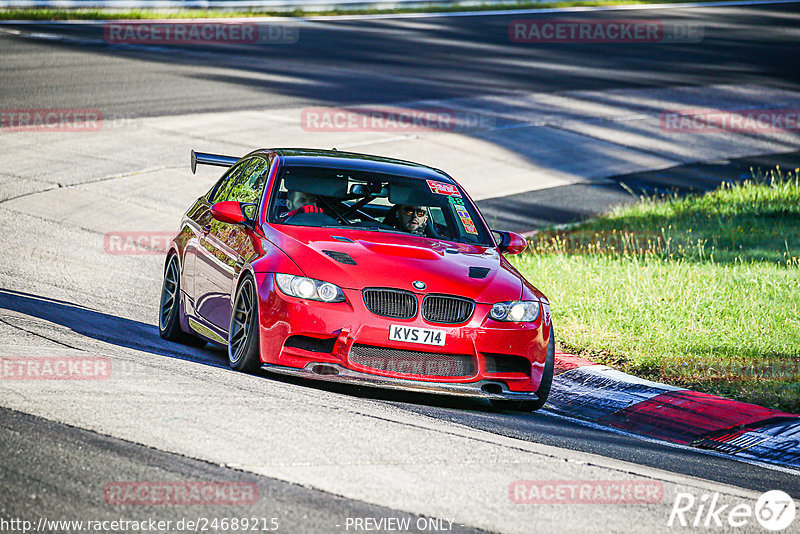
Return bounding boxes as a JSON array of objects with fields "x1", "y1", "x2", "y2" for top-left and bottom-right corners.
[
  {"x1": 228, "y1": 275, "x2": 262, "y2": 372},
  {"x1": 491, "y1": 326, "x2": 555, "y2": 412},
  {"x1": 159, "y1": 254, "x2": 206, "y2": 347}
]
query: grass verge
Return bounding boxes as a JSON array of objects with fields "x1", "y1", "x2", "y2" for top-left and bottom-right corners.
[
  {"x1": 512, "y1": 168, "x2": 800, "y2": 413},
  {"x1": 0, "y1": 0, "x2": 731, "y2": 19}
]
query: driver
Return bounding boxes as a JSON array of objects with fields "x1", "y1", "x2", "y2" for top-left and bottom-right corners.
[
  {"x1": 395, "y1": 205, "x2": 428, "y2": 235},
  {"x1": 281, "y1": 190, "x2": 322, "y2": 220}
]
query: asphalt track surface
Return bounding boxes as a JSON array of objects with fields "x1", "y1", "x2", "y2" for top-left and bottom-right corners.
[
  {"x1": 3, "y1": 2, "x2": 800, "y2": 226},
  {"x1": 1, "y1": 3, "x2": 800, "y2": 533},
  {"x1": 2, "y1": 3, "x2": 800, "y2": 115},
  {"x1": 0, "y1": 407, "x2": 485, "y2": 534}
]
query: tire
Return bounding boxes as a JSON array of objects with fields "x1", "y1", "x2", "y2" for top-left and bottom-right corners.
[
  {"x1": 491, "y1": 326, "x2": 555, "y2": 412},
  {"x1": 228, "y1": 275, "x2": 262, "y2": 372},
  {"x1": 159, "y1": 254, "x2": 206, "y2": 347}
]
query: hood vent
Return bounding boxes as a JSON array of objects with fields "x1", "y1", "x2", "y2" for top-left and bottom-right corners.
[
  {"x1": 331, "y1": 235, "x2": 354, "y2": 243},
  {"x1": 468, "y1": 266, "x2": 491, "y2": 279},
  {"x1": 323, "y1": 250, "x2": 357, "y2": 265}
]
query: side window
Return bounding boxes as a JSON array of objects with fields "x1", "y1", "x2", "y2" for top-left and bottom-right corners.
[
  {"x1": 430, "y1": 206, "x2": 447, "y2": 226},
  {"x1": 226, "y1": 157, "x2": 270, "y2": 219},
  {"x1": 208, "y1": 161, "x2": 247, "y2": 204},
  {"x1": 428, "y1": 206, "x2": 454, "y2": 240}
]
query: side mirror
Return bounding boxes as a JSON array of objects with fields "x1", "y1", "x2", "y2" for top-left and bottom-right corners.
[
  {"x1": 493, "y1": 230, "x2": 528, "y2": 255},
  {"x1": 210, "y1": 201, "x2": 248, "y2": 225}
]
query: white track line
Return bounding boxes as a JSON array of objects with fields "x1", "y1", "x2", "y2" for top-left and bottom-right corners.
[
  {"x1": 309, "y1": 0, "x2": 800, "y2": 20},
  {"x1": 0, "y1": 0, "x2": 798, "y2": 23}
]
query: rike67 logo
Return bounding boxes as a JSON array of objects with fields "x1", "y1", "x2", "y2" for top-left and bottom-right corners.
[{"x1": 668, "y1": 490, "x2": 796, "y2": 530}]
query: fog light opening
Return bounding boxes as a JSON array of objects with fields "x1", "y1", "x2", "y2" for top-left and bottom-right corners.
[
  {"x1": 312, "y1": 364, "x2": 339, "y2": 376},
  {"x1": 482, "y1": 383, "x2": 503, "y2": 395}
]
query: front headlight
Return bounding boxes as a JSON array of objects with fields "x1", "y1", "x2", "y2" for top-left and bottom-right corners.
[
  {"x1": 489, "y1": 300, "x2": 540, "y2": 322},
  {"x1": 275, "y1": 274, "x2": 346, "y2": 303}
]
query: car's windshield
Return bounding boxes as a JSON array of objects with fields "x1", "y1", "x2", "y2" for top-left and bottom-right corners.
[{"x1": 268, "y1": 166, "x2": 493, "y2": 246}]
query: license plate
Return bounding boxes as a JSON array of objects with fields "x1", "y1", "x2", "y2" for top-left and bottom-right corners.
[{"x1": 389, "y1": 325, "x2": 446, "y2": 346}]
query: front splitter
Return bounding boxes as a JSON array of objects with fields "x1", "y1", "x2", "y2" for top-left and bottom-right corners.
[{"x1": 261, "y1": 362, "x2": 538, "y2": 401}]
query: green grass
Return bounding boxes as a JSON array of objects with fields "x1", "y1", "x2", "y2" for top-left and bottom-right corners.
[
  {"x1": 0, "y1": 0, "x2": 731, "y2": 20},
  {"x1": 512, "y1": 168, "x2": 800, "y2": 413}
]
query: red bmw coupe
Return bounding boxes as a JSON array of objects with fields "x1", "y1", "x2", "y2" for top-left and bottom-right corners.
[{"x1": 159, "y1": 148, "x2": 554, "y2": 411}]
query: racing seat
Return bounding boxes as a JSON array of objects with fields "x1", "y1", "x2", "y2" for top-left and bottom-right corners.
[{"x1": 382, "y1": 205, "x2": 402, "y2": 228}]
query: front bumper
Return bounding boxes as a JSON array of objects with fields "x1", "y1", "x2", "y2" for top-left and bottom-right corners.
[
  {"x1": 254, "y1": 272, "x2": 552, "y2": 394},
  {"x1": 261, "y1": 362, "x2": 539, "y2": 401}
]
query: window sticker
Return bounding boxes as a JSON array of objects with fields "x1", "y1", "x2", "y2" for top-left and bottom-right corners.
[
  {"x1": 427, "y1": 180, "x2": 461, "y2": 197},
  {"x1": 458, "y1": 214, "x2": 478, "y2": 234},
  {"x1": 450, "y1": 203, "x2": 478, "y2": 234}
]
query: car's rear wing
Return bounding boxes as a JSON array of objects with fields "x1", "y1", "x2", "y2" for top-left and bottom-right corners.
[{"x1": 191, "y1": 150, "x2": 239, "y2": 174}]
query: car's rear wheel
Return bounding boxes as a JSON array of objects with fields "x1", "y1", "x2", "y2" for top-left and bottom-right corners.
[
  {"x1": 228, "y1": 275, "x2": 261, "y2": 372},
  {"x1": 491, "y1": 326, "x2": 555, "y2": 412},
  {"x1": 159, "y1": 254, "x2": 206, "y2": 347}
]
